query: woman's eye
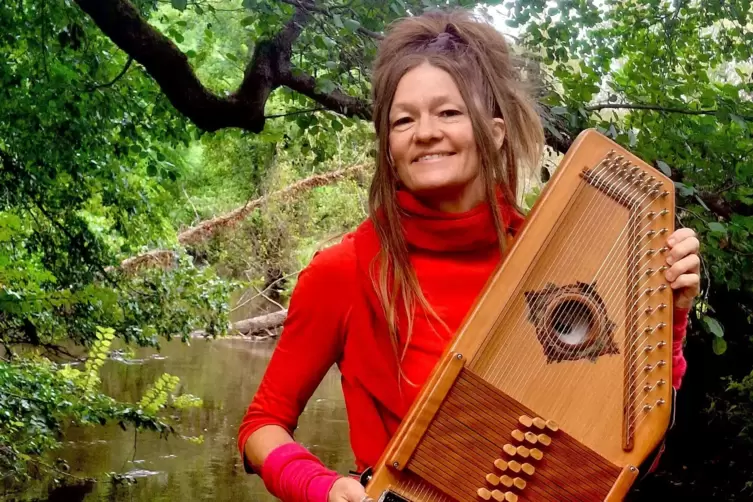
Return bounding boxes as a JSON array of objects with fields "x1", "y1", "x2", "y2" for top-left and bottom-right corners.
[
  {"x1": 440, "y1": 109, "x2": 462, "y2": 117},
  {"x1": 392, "y1": 117, "x2": 412, "y2": 127}
]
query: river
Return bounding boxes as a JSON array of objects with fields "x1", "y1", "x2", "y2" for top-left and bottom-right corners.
[{"x1": 13, "y1": 336, "x2": 353, "y2": 501}]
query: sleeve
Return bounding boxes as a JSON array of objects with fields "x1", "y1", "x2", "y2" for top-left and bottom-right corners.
[
  {"x1": 671, "y1": 307, "x2": 690, "y2": 390},
  {"x1": 237, "y1": 242, "x2": 354, "y2": 473}
]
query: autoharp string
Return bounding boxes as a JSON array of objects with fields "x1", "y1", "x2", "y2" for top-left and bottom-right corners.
[
  {"x1": 482, "y1": 154, "x2": 625, "y2": 386},
  {"x1": 485, "y1": 153, "x2": 651, "y2": 389},
  {"x1": 506, "y1": 175, "x2": 663, "y2": 411},
  {"x1": 536, "y1": 177, "x2": 664, "y2": 391},
  {"x1": 534, "y1": 179, "x2": 671, "y2": 431},
  {"x1": 544, "y1": 187, "x2": 667, "y2": 417},
  {"x1": 484, "y1": 162, "x2": 632, "y2": 394}
]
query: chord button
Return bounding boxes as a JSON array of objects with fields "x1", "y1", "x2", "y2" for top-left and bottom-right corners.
[
  {"x1": 532, "y1": 417, "x2": 546, "y2": 430},
  {"x1": 504, "y1": 493, "x2": 519, "y2": 502},
  {"x1": 508, "y1": 460, "x2": 522, "y2": 473},
  {"x1": 518, "y1": 415, "x2": 533, "y2": 428},
  {"x1": 546, "y1": 420, "x2": 560, "y2": 432},
  {"x1": 524, "y1": 432, "x2": 538, "y2": 444},
  {"x1": 530, "y1": 448, "x2": 544, "y2": 461},
  {"x1": 486, "y1": 473, "x2": 500, "y2": 486},
  {"x1": 491, "y1": 489, "x2": 505, "y2": 501},
  {"x1": 513, "y1": 477, "x2": 527, "y2": 490},
  {"x1": 511, "y1": 430, "x2": 525, "y2": 442},
  {"x1": 521, "y1": 463, "x2": 535, "y2": 475},
  {"x1": 516, "y1": 446, "x2": 530, "y2": 458},
  {"x1": 477, "y1": 488, "x2": 492, "y2": 500},
  {"x1": 499, "y1": 475, "x2": 513, "y2": 488},
  {"x1": 494, "y1": 459, "x2": 508, "y2": 472},
  {"x1": 503, "y1": 444, "x2": 517, "y2": 456},
  {"x1": 537, "y1": 434, "x2": 552, "y2": 446}
]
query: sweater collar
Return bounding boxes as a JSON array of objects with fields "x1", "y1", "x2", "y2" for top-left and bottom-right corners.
[{"x1": 395, "y1": 189, "x2": 523, "y2": 253}]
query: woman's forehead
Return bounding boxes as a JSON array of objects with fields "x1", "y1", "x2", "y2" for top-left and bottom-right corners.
[{"x1": 390, "y1": 64, "x2": 466, "y2": 111}]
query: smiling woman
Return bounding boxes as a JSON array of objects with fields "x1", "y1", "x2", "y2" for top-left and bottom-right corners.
[{"x1": 237, "y1": 8, "x2": 701, "y2": 502}]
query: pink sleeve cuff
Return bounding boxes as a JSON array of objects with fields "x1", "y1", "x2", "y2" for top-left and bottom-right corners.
[
  {"x1": 671, "y1": 307, "x2": 690, "y2": 389},
  {"x1": 260, "y1": 442, "x2": 340, "y2": 502}
]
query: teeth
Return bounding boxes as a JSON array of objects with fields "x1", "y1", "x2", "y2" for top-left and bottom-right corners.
[{"x1": 416, "y1": 153, "x2": 450, "y2": 162}]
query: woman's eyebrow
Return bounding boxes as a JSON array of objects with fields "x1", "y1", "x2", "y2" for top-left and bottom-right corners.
[{"x1": 391, "y1": 94, "x2": 464, "y2": 113}]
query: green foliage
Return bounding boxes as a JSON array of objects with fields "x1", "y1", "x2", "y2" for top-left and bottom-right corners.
[{"x1": 0, "y1": 329, "x2": 199, "y2": 482}]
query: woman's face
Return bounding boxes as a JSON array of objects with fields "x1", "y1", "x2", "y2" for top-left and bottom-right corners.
[{"x1": 388, "y1": 62, "x2": 504, "y2": 212}]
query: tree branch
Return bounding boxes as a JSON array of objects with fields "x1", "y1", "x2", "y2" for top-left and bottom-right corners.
[
  {"x1": 585, "y1": 103, "x2": 753, "y2": 121},
  {"x1": 87, "y1": 56, "x2": 133, "y2": 91},
  {"x1": 73, "y1": 0, "x2": 372, "y2": 132},
  {"x1": 265, "y1": 106, "x2": 327, "y2": 119}
]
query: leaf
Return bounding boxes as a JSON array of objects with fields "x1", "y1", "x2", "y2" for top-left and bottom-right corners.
[
  {"x1": 656, "y1": 160, "x2": 672, "y2": 176},
  {"x1": 703, "y1": 315, "x2": 724, "y2": 338},
  {"x1": 712, "y1": 337, "x2": 727, "y2": 355},
  {"x1": 708, "y1": 222, "x2": 726, "y2": 234},
  {"x1": 147, "y1": 164, "x2": 158, "y2": 177},
  {"x1": 674, "y1": 181, "x2": 696, "y2": 197},
  {"x1": 343, "y1": 19, "x2": 361, "y2": 32},
  {"x1": 240, "y1": 16, "x2": 254, "y2": 27},
  {"x1": 171, "y1": 0, "x2": 187, "y2": 10},
  {"x1": 730, "y1": 114, "x2": 748, "y2": 131}
]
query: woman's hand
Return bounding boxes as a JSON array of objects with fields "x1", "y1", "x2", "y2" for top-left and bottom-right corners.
[
  {"x1": 328, "y1": 477, "x2": 373, "y2": 502},
  {"x1": 663, "y1": 228, "x2": 701, "y2": 309}
]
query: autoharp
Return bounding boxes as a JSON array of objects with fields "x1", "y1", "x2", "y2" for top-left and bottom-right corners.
[{"x1": 364, "y1": 129, "x2": 676, "y2": 502}]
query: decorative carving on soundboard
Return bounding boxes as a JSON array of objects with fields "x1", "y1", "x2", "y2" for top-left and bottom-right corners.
[{"x1": 524, "y1": 281, "x2": 619, "y2": 363}]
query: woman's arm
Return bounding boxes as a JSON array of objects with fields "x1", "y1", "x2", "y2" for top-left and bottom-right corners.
[{"x1": 238, "y1": 239, "x2": 369, "y2": 501}]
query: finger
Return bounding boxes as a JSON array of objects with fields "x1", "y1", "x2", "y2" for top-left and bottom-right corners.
[
  {"x1": 670, "y1": 272, "x2": 700, "y2": 291},
  {"x1": 665, "y1": 254, "x2": 701, "y2": 282},
  {"x1": 665, "y1": 237, "x2": 700, "y2": 266},
  {"x1": 666, "y1": 228, "x2": 696, "y2": 247},
  {"x1": 340, "y1": 479, "x2": 370, "y2": 502}
]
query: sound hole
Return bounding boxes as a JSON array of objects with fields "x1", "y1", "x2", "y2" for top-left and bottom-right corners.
[
  {"x1": 550, "y1": 300, "x2": 593, "y2": 346},
  {"x1": 524, "y1": 282, "x2": 620, "y2": 363}
]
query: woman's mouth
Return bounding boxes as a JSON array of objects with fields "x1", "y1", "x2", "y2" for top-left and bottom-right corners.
[{"x1": 413, "y1": 152, "x2": 456, "y2": 163}]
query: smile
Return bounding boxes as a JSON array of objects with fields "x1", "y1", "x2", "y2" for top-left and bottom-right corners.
[{"x1": 413, "y1": 152, "x2": 456, "y2": 163}]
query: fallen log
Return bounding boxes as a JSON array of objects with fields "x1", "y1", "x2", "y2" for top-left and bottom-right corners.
[
  {"x1": 113, "y1": 163, "x2": 371, "y2": 274},
  {"x1": 192, "y1": 309, "x2": 288, "y2": 338}
]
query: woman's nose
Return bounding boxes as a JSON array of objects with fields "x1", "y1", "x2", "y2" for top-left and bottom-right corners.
[{"x1": 414, "y1": 116, "x2": 442, "y2": 142}]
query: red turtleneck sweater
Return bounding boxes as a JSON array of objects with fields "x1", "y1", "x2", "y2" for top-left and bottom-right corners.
[{"x1": 238, "y1": 191, "x2": 688, "y2": 474}]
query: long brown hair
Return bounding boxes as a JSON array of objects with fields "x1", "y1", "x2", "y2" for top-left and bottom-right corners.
[{"x1": 369, "y1": 9, "x2": 544, "y2": 383}]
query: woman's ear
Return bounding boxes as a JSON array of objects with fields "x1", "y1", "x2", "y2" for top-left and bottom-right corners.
[{"x1": 491, "y1": 118, "x2": 506, "y2": 149}]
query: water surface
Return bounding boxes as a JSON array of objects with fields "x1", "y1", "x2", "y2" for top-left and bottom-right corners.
[{"x1": 19, "y1": 336, "x2": 353, "y2": 501}]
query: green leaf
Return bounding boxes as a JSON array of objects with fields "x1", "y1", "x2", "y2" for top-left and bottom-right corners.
[
  {"x1": 240, "y1": 16, "x2": 255, "y2": 27},
  {"x1": 343, "y1": 19, "x2": 361, "y2": 32},
  {"x1": 656, "y1": 160, "x2": 672, "y2": 176},
  {"x1": 712, "y1": 336, "x2": 727, "y2": 355},
  {"x1": 147, "y1": 164, "x2": 158, "y2": 177},
  {"x1": 171, "y1": 0, "x2": 187, "y2": 10},
  {"x1": 708, "y1": 222, "x2": 726, "y2": 234},
  {"x1": 703, "y1": 315, "x2": 725, "y2": 338}
]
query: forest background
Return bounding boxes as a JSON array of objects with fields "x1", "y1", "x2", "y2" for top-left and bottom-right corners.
[{"x1": 1, "y1": 0, "x2": 753, "y2": 499}]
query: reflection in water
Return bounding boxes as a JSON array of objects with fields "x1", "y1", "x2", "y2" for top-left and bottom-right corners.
[{"x1": 21, "y1": 337, "x2": 353, "y2": 501}]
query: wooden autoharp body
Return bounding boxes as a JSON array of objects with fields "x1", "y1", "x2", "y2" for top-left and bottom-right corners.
[{"x1": 364, "y1": 129, "x2": 676, "y2": 502}]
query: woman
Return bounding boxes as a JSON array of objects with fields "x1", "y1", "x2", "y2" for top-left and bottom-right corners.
[{"x1": 238, "y1": 9, "x2": 700, "y2": 502}]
